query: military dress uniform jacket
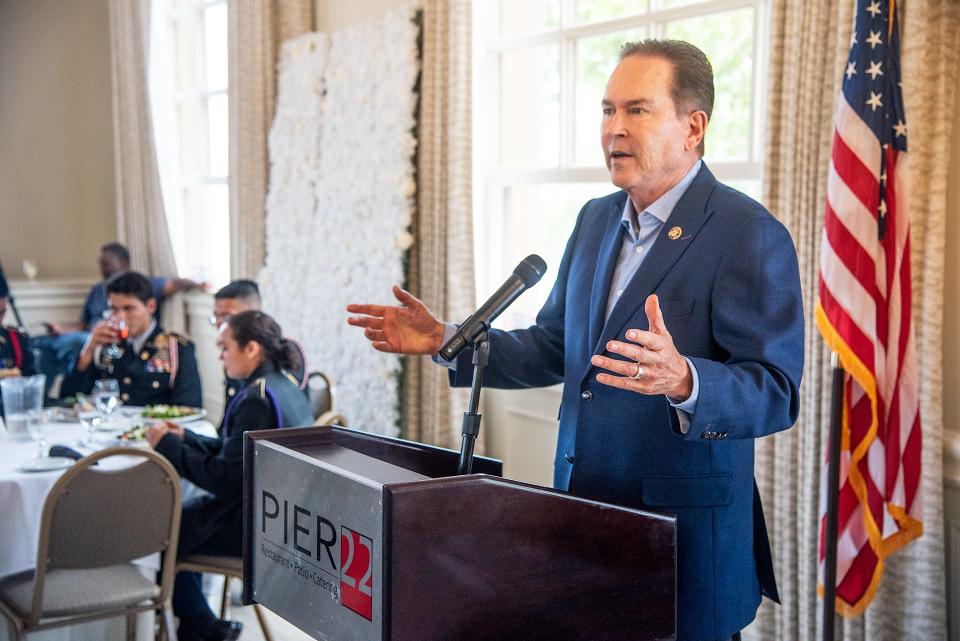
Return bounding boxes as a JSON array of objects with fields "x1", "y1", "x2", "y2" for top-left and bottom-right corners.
[
  {"x1": 448, "y1": 164, "x2": 804, "y2": 641},
  {"x1": 155, "y1": 363, "x2": 313, "y2": 549},
  {"x1": 0, "y1": 326, "x2": 37, "y2": 416},
  {"x1": 60, "y1": 325, "x2": 202, "y2": 408}
]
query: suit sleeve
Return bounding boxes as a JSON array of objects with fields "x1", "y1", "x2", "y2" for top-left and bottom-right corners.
[
  {"x1": 59, "y1": 356, "x2": 98, "y2": 399},
  {"x1": 684, "y1": 213, "x2": 804, "y2": 441},
  {"x1": 449, "y1": 201, "x2": 593, "y2": 389},
  {"x1": 156, "y1": 395, "x2": 275, "y2": 498},
  {"x1": 17, "y1": 332, "x2": 37, "y2": 377},
  {"x1": 170, "y1": 341, "x2": 203, "y2": 407}
]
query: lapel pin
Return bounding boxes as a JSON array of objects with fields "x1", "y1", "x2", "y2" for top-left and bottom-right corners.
[{"x1": 668, "y1": 226, "x2": 682, "y2": 240}]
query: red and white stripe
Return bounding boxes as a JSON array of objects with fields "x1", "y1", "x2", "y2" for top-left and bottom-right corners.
[{"x1": 816, "y1": 89, "x2": 923, "y2": 615}]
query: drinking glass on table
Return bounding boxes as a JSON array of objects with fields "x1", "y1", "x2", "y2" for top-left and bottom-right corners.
[
  {"x1": 101, "y1": 310, "x2": 129, "y2": 360},
  {"x1": 77, "y1": 394, "x2": 103, "y2": 447},
  {"x1": 26, "y1": 408, "x2": 48, "y2": 459},
  {"x1": 94, "y1": 378, "x2": 120, "y2": 427}
]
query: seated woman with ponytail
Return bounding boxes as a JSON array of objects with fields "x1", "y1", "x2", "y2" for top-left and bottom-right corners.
[{"x1": 147, "y1": 310, "x2": 312, "y2": 641}]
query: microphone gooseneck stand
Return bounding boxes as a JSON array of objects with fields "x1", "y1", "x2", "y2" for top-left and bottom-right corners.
[{"x1": 456, "y1": 330, "x2": 489, "y2": 475}]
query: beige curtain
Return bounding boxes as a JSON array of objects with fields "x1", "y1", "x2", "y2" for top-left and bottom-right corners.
[
  {"x1": 228, "y1": 0, "x2": 313, "y2": 279},
  {"x1": 401, "y1": 0, "x2": 476, "y2": 450},
  {"x1": 108, "y1": 0, "x2": 182, "y2": 331},
  {"x1": 749, "y1": 1, "x2": 960, "y2": 640}
]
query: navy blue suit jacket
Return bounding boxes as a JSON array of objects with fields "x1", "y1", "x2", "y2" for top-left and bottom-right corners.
[{"x1": 450, "y1": 164, "x2": 804, "y2": 641}]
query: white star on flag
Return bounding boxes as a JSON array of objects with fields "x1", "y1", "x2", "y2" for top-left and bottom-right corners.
[
  {"x1": 866, "y1": 60, "x2": 883, "y2": 80},
  {"x1": 866, "y1": 30, "x2": 883, "y2": 48},
  {"x1": 894, "y1": 120, "x2": 907, "y2": 137},
  {"x1": 846, "y1": 61, "x2": 857, "y2": 79},
  {"x1": 866, "y1": 0, "x2": 882, "y2": 16},
  {"x1": 866, "y1": 91, "x2": 883, "y2": 111}
]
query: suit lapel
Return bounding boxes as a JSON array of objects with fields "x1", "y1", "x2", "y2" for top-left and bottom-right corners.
[
  {"x1": 592, "y1": 165, "x2": 718, "y2": 355},
  {"x1": 587, "y1": 192, "x2": 629, "y2": 351}
]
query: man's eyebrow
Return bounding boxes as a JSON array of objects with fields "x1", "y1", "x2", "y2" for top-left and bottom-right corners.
[{"x1": 602, "y1": 98, "x2": 653, "y2": 106}]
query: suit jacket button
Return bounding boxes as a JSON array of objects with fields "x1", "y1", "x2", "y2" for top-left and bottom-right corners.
[
  {"x1": 122, "y1": 377, "x2": 132, "y2": 385},
  {"x1": 151, "y1": 380, "x2": 160, "y2": 389},
  {"x1": 581, "y1": 390, "x2": 593, "y2": 401},
  {"x1": 564, "y1": 454, "x2": 575, "y2": 463},
  {"x1": 121, "y1": 393, "x2": 130, "y2": 402}
]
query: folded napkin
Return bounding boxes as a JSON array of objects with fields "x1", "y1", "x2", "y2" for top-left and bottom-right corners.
[{"x1": 49, "y1": 445, "x2": 97, "y2": 464}]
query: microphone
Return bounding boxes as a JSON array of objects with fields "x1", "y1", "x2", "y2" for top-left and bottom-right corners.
[{"x1": 439, "y1": 254, "x2": 548, "y2": 361}]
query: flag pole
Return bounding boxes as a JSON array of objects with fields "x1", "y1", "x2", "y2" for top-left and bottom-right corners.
[{"x1": 822, "y1": 351, "x2": 844, "y2": 641}]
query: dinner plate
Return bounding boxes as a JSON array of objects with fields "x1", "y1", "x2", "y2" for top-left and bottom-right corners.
[
  {"x1": 18, "y1": 457, "x2": 75, "y2": 473},
  {"x1": 140, "y1": 408, "x2": 207, "y2": 424},
  {"x1": 114, "y1": 437, "x2": 150, "y2": 449}
]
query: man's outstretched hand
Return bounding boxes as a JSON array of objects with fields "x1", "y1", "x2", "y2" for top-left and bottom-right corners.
[{"x1": 347, "y1": 285, "x2": 446, "y2": 355}]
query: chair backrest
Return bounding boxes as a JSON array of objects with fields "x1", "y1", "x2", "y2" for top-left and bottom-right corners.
[
  {"x1": 29, "y1": 447, "x2": 181, "y2": 625},
  {"x1": 306, "y1": 371, "x2": 335, "y2": 420}
]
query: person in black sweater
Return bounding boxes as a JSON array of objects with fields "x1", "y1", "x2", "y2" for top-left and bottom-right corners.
[{"x1": 147, "y1": 311, "x2": 313, "y2": 641}]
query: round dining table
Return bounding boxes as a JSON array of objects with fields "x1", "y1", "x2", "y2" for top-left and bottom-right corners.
[{"x1": 0, "y1": 409, "x2": 217, "y2": 641}]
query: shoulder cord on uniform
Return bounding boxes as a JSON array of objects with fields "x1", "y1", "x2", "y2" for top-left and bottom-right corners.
[
  {"x1": 7, "y1": 330, "x2": 22, "y2": 369},
  {"x1": 167, "y1": 335, "x2": 180, "y2": 389}
]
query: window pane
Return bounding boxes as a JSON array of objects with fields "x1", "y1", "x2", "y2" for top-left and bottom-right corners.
[
  {"x1": 498, "y1": 182, "x2": 614, "y2": 327},
  {"x1": 203, "y1": 3, "x2": 227, "y2": 90},
  {"x1": 500, "y1": 46, "x2": 561, "y2": 168},
  {"x1": 664, "y1": 8, "x2": 754, "y2": 161},
  {"x1": 500, "y1": 0, "x2": 560, "y2": 35},
  {"x1": 177, "y1": 101, "x2": 203, "y2": 178},
  {"x1": 574, "y1": 28, "x2": 648, "y2": 166},
  {"x1": 575, "y1": 0, "x2": 647, "y2": 24},
  {"x1": 174, "y1": 16, "x2": 199, "y2": 91},
  {"x1": 181, "y1": 184, "x2": 230, "y2": 286},
  {"x1": 207, "y1": 94, "x2": 228, "y2": 177},
  {"x1": 657, "y1": 0, "x2": 711, "y2": 8}
]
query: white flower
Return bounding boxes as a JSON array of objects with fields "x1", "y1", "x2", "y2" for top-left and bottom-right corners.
[{"x1": 260, "y1": 7, "x2": 418, "y2": 437}]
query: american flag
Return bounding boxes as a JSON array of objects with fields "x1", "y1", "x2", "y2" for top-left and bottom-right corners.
[{"x1": 816, "y1": 0, "x2": 923, "y2": 616}]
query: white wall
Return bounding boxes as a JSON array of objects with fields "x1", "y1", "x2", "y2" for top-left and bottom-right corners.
[{"x1": 0, "y1": 0, "x2": 116, "y2": 281}]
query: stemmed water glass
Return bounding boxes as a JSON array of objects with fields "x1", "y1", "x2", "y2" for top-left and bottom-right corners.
[
  {"x1": 77, "y1": 394, "x2": 103, "y2": 448},
  {"x1": 94, "y1": 378, "x2": 120, "y2": 429},
  {"x1": 26, "y1": 409, "x2": 48, "y2": 459}
]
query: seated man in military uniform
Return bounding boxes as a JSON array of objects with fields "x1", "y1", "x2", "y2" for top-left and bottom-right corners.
[
  {"x1": 0, "y1": 293, "x2": 37, "y2": 417},
  {"x1": 211, "y1": 280, "x2": 307, "y2": 406},
  {"x1": 60, "y1": 272, "x2": 201, "y2": 407}
]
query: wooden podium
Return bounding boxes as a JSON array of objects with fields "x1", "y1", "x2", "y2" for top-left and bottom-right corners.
[{"x1": 242, "y1": 426, "x2": 676, "y2": 641}]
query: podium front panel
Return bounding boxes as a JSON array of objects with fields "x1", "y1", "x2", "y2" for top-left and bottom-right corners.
[{"x1": 251, "y1": 439, "x2": 426, "y2": 641}]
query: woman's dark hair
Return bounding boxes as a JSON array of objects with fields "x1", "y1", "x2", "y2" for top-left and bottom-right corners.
[{"x1": 226, "y1": 310, "x2": 303, "y2": 373}]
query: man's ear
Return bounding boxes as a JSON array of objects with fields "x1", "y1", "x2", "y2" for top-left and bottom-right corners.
[
  {"x1": 686, "y1": 110, "x2": 708, "y2": 152},
  {"x1": 146, "y1": 298, "x2": 157, "y2": 316}
]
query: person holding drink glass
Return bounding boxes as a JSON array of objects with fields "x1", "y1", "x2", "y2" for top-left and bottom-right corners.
[{"x1": 60, "y1": 272, "x2": 202, "y2": 408}]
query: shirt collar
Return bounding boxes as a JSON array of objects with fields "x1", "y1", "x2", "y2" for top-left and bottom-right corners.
[
  {"x1": 130, "y1": 319, "x2": 157, "y2": 353},
  {"x1": 621, "y1": 159, "x2": 703, "y2": 232}
]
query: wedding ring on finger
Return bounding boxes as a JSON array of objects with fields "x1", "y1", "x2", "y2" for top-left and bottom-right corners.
[{"x1": 630, "y1": 363, "x2": 644, "y2": 380}]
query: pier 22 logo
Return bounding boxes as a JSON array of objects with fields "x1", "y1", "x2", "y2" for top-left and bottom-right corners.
[{"x1": 340, "y1": 527, "x2": 373, "y2": 620}]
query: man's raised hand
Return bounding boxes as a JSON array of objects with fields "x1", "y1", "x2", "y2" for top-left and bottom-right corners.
[{"x1": 346, "y1": 285, "x2": 446, "y2": 355}]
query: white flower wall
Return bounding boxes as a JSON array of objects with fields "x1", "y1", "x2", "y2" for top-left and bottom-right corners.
[{"x1": 260, "y1": 6, "x2": 419, "y2": 436}]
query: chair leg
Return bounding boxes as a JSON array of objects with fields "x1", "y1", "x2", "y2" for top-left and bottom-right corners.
[
  {"x1": 126, "y1": 612, "x2": 137, "y2": 641},
  {"x1": 219, "y1": 576, "x2": 230, "y2": 620},
  {"x1": 253, "y1": 604, "x2": 274, "y2": 641},
  {"x1": 161, "y1": 602, "x2": 178, "y2": 641}
]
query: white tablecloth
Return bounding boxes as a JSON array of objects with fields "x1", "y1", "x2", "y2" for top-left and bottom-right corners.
[{"x1": 0, "y1": 415, "x2": 217, "y2": 578}]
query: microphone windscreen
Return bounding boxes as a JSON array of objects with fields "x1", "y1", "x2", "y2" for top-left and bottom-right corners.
[{"x1": 513, "y1": 254, "x2": 547, "y2": 287}]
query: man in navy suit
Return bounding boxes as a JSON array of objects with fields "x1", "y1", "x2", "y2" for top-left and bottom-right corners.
[{"x1": 348, "y1": 39, "x2": 803, "y2": 641}]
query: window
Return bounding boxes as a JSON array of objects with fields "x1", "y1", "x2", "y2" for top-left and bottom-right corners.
[
  {"x1": 150, "y1": 0, "x2": 230, "y2": 287},
  {"x1": 473, "y1": 0, "x2": 769, "y2": 327}
]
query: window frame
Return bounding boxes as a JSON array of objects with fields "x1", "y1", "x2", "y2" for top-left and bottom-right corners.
[{"x1": 472, "y1": 0, "x2": 770, "y2": 315}]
